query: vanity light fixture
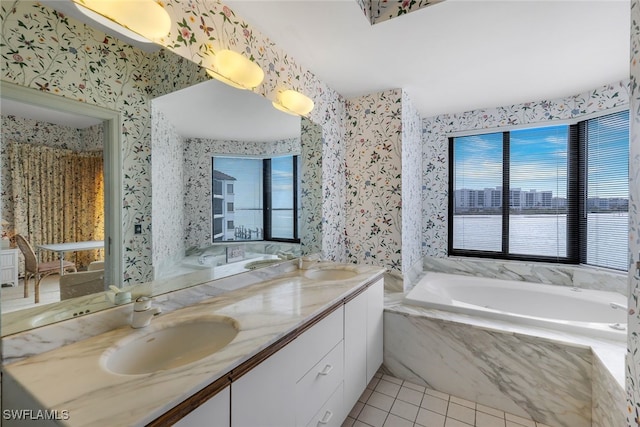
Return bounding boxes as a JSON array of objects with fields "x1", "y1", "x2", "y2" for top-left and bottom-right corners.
[
  {"x1": 205, "y1": 50, "x2": 265, "y2": 90},
  {"x1": 71, "y1": 0, "x2": 171, "y2": 42},
  {"x1": 272, "y1": 89, "x2": 314, "y2": 117}
]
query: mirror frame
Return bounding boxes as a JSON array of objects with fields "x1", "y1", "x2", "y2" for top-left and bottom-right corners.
[{"x1": 0, "y1": 81, "x2": 123, "y2": 292}]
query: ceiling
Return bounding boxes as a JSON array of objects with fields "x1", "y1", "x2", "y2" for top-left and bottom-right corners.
[
  {"x1": 7, "y1": 0, "x2": 629, "y2": 135},
  {"x1": 226, "y1": 0, "x2": 630, "y2": 118},
  {"x1": 152, "y1": 79, "x2": 301, "y2": 142}
]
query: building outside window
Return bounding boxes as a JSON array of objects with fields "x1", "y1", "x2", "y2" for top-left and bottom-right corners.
[
  {"x1": 212, "y1": 155, "x2": 299, "y2": 243},
  {"x1": 449, "y1": 110, "x2": 629, "y2": 271}
]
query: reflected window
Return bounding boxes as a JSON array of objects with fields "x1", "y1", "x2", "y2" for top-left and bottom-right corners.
[{"x1": 212, "y1": 155, "x2": 299, "y2": 243}]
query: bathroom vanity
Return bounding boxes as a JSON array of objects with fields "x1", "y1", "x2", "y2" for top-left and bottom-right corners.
[{"x1": 2, "y1": 262, "x2": 385, "y2": 427}]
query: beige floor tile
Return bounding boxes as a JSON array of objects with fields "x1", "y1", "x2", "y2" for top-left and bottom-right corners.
[
  {"x1": 476, "y1": 404, "x2": 504, "y2": 418},
  {"x1": 350, "y1": 401, "x2": 365, "y2": 418},
  {"x1": 375, "y1": 380, "x2": 402, "y2": 398},
  {"x1": 415, "y1": 408, "x2": 446, "y2": 427},
  {"x1": 368, "y1": 377, "x2": 381, "y2": 390},
  {"x1": 383, "y1": 413, "x2": 414, "y2": 427},
  {"x1": 421, "y1": 394, "x2": 449, "y2": 416},
  {"x1": 403, "y1": 381, "x2": 426, "y2": 393},
  {"x1": 505, "y1": 413, "x2": 535, "y2": 427},
  {"x1": 360, "y1": 388, "x2": 374, "y2": 403},
  {"x1": 450, "y1": 396, "x2": 475, "y2": 410},
  {"x1": 358, "y1": 404, "x2": 389, "y2": 427},
  {"x1": 368, "y1": 391, "x2": 395, "y2": 412},
  {"x1": 382, "y1": 374, "x2": 404, "y2": 385},
  {"x1": 446, "y1": 403, "x2": 475, "y2": 425},
  {"x1": 444, "y1": 418, "x2": 473, "y2": 427},
  {"x1": 342, "y1": 416, "x2": 356, "y2": 427},
  {"x1": 475, "y1": 411, "x2": 506, "y2": 427},
  {"x1": 425, "y1": 389, "x2": 450, "y2": 401},
  {"x1": 390, "y1": 399, "x2": 420, "y2": 422},
  {"x1": 397, "y1": 386, "x2": 424, "y2": 406}
]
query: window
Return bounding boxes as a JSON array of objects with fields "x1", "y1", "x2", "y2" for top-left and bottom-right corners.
[
  {"x1": 212, "y1": 155, "x2": 300, "y2": 243},
  {"x1": 449, "y1": 110, "x2": 629, "y2": 271},
  {"x1": 584, "y1": 110, "x2": 629, "y2": 270},
  {"x1": 268, "y1": 156, "x2": 297, "y2": 240}
]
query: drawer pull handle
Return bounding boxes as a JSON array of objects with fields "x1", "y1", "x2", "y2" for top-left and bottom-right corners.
[
  {"x1": 318, "y1": 410, "x2": 333, "y2": 424},
  {"x1": 318, "y1": 364, "x2": 333, "y2": 376}
]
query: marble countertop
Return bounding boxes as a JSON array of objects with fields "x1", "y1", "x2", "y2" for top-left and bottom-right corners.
[{"x1": 3, "y1": 263, "x2": 385, "y2": 427}]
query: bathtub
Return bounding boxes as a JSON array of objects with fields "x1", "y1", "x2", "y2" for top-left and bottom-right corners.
[{"x1": 404, "y1": 272, "x2": 628, "y2": 341}]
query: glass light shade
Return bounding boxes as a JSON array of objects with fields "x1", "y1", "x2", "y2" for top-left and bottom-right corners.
[
  {"x1": 206, "y1": 50, "x2": 265, "y2": 90},
  {"x1": 272, "y1": 90, "x2": 314, "y2": 117},
  {"x1": 72, "y1": 0, "x2": 171, "y2": 41}
]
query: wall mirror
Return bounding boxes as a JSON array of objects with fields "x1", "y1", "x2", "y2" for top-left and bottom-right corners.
[
  {"x1": 150, "y1": 76, "x2": 323, "y2": 285},
  {"x1": 0, "y1": 2, "x2": 323, "y2": 337}
]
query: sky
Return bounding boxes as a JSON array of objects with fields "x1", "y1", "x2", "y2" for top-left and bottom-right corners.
[
  {"x1": 454, "y1": 110, "x2": 629, "y2": 199},
  {"x1": 213, "y1": 155, "x2": 295, "y2": 209}
]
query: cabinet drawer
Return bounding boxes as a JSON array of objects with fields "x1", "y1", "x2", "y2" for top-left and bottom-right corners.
[
  {"x1": 296, "y1": 341, "x2": 343, "y2": 427},
  {"x1": 305, "y1": 382, "x2": 344, "y2": 427},
  {"x1": 291, "y1": 306, "x2": 343, "y2": 380}
]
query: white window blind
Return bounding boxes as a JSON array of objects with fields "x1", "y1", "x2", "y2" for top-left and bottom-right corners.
[{"x1": 586, "y1": 110, "x2": 629, "y2": 270}]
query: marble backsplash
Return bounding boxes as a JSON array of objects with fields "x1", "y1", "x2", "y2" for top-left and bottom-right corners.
[{"x1": 422, "y1": 256, "x2": 627, "y2": 295}]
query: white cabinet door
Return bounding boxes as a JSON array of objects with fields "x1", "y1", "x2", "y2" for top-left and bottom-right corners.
[
  {"x1": 366, "y1": 279, "x2": 384, "y2": 383},
  {"x1": 343, "y1": 289, "x2": 367, "y2": 413},
  {"x1": 174, "y1": 386, "x2": 230, "y2": 427},
  {"x1": 231, "y1": 343, "x2": 296, "y2": 427},
  {"x1": 343, "y1": 278, "x2": 384, "y2": 413}
]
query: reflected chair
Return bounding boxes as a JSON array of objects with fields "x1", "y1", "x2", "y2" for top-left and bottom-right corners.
[
  {"x1": 87, "y1": 260, "x2": 105, "y2": 271},
  {"x1": 59, "y1": 269, "x2": 105, "y2": 300},
  {"x1": 15, "y1": 234, "x2": 77, "y2": 303}
]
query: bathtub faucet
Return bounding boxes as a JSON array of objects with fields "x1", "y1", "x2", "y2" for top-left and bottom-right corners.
[{"x1": 610, "y1": 302, "x2": 627, "y2": 310}]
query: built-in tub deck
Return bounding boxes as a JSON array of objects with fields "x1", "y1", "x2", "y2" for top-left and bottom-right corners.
[{"x1": 384, "y1": 283, "x2": 626, "y2": 427}]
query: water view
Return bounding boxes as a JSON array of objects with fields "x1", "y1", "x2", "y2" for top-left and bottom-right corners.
[{"x1": 454, "y1": 212, "x2": 628, "y2": 270}]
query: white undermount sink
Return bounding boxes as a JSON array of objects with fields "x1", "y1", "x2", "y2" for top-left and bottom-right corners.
[
  {"x1": 304, "y1": 268, "x2": 358, "y2": 281},
  {"x1": 101, "y1": 317, "x2": 239, "y2": 375}
]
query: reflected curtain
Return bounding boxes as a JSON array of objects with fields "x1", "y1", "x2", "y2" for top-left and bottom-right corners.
[{"x1": 8, "y1": 142, "x2": 104, "y2": 269}]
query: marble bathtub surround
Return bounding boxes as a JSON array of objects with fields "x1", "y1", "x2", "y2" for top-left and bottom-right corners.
[
  {"x1": 2, "y1": 262, "x2": 384, "y2": 426},
  {"x1": 423, "y1": 256, "x2": 627, "y2": 296},
  {"x1": 383, "y1": 296, "x2": 626, "y2": 427}
]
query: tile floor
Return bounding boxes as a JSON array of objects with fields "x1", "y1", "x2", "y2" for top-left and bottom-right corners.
[
  {"x1": 1, "y1": 275, "x2": 61, "y2": 313},
  {"x1": 343, "y1": 372, "x2": 554, "y2": 427}
]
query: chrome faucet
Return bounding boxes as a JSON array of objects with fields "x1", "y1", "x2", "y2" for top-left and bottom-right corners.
[{"x1": 131, "y1": 296, "x2": 162, "y2": 328}]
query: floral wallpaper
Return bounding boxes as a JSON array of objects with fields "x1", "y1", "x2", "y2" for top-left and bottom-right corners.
[
  {"x1": 1, "y1": 1, "x2": 154, "y2": 284},
  {"x1": 358, "y1": 0, "x2": 445, "y2": 25},
  {"x1": 151, "y1": 109, "x2": 185, "y2": 277},
  {"x1": 159, "y1": 0, "x2": 347, "y2": 263},
  {"x1": 401, "y1": 90, "x2": 422, "y2": 286},
  {"x1": 422, "y1": 80, "x2": 630, "y2": 259},
  {"x1": 300, "y1": 118, "x2": 323, "y2": 255},
  {"x1": 628, "y1": 1, "x2": 640, "y2": 424},
  {"x1": 1, "y1": 115, "x2": 103, "y2": 242},
  {"x1": 345, "y1": 89, "x2": 403, "y2": 276}
]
